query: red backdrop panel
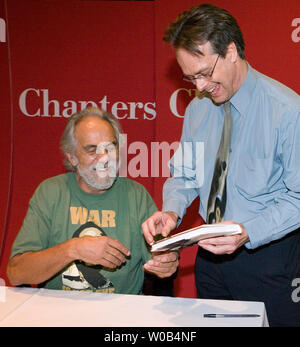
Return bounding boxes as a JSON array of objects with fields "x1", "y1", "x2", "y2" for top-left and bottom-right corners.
[{"x1": 0, "y1": 0, "x2": 12, "y2": 268}]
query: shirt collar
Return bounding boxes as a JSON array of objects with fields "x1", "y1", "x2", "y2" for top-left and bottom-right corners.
[{"x1": 230, "y1": 62, "x2": 257, "y2": 117}]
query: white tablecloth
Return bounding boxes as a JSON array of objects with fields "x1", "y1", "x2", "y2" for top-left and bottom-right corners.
[{"x1": 0, "y1": 286, "x2": 268, "y2": 327}]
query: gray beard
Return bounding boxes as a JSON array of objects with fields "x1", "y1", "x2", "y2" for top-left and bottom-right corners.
[{"x1": 76, "y1": 164, "x2": 118, "y2": 191}]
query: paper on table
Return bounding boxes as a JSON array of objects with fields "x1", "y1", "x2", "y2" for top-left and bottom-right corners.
[{"x1": 150, "y1": 224, "x2": 242, "y2": 252}]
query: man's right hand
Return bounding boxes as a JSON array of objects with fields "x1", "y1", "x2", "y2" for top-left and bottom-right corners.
[
  {"x1": 142, "y1": 211, "x2": 178, "y2": 245},
  {"x1": 72, "y1": 236, "x2": 130, "y2": 269}
]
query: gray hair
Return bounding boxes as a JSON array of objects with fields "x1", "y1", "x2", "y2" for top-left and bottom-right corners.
[{"x1": 60, "y1": 107, "x2": 122, "y2": 171}]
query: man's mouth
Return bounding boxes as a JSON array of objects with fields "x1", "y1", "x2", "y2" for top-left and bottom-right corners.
[
  {"x1": 207, "y1": 84, "x2": 219, "y2": 95},
  {"x1": 95, "y1": 166, "x2": 108, "y2": 172},
  {"x1": 93, "y1": 162, "x2": 108, "y2": 171},
  {"x1": 94, "y1": 161, "x2": 117, "y2": 178}
]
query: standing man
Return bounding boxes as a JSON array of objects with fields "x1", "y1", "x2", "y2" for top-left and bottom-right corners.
[
  {"x1": 7, "y1": 107, "x2": 178, "y2": 294},
  {"x1": 142, "y1": 4, "x2": 300, "y2": 326}
]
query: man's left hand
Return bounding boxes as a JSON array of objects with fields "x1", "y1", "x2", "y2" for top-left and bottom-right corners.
[
  {"x1": 143, "y1": 251, "x2": 178, "y2": 278},
  {"x1": 198, "y1": 221, "x2": 249, "y2": 255}
]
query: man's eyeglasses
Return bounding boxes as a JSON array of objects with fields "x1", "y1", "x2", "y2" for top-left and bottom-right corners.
[{"x1": 183, "y1": 54, "x2": 220, "y2": 83}]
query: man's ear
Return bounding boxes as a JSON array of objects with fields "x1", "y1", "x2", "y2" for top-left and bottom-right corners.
[
  {"x1": 66, "y1": 152, "x2": 78, "y2": 167},
  {"x1": 226, "y1": 42, "x2": 238, "y2": 63}
]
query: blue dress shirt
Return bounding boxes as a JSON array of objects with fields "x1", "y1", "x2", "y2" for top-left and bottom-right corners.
[{"x1": 163, "y1": 64, "x2": 300, "y2": 249}]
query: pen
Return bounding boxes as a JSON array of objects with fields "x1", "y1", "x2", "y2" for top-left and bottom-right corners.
[{"x1": 203, "y1": 314, "x2": 260, "y2": 318}]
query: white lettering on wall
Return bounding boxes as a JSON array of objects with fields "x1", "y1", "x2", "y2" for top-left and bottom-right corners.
[
  {"x1": 19, "y1": 88, "x2": 41, "y2": 117},
  {"x1": 19, "y1": 87, "x2": 199, "y2": 120},
  {"x1": 0, "y1": 18, "x2": 5, "y2": 42},
  {"x1": 291, "y1": 18, "x2": 300, "y2": 43},
  {"x1": 19, "y1": 88, "x2": 157, "y2": 120},
  {"x1": 169, "y1": 88, "x2": 198, "y2": 118}
]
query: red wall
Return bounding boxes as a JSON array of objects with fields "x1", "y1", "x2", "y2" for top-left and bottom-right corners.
[{"x1": 0, "y1": 0, "x2": 299, "y2": 298}]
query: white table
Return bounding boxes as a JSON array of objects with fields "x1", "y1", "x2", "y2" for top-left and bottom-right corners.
[{"x1": 0, "y1": 286, "x2": 268, "y2": 327}]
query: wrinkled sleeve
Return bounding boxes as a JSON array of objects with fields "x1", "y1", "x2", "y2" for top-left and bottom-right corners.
[
  {"x1": 162, "y1": 103, "x2": 200, "y2": 224},
  {"x1": 137, "y1": 186, "x2": 158, "y2": 262},
  {"x1": 244, "y1": 108, "x2": 300, "y2": 249},
  {"x1": 10, "y1": 182, "x2": 53, "y2": 258}
]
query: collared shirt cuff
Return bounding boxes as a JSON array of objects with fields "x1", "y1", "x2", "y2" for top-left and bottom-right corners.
[
  {"x1": 162, "y1": 199, "x2": 186, "y2": 227},
  {"x1": 243, "y1": 218, "x2": 269, "y2": 250}
]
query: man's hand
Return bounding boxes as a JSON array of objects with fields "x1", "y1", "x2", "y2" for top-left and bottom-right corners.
[
  {"x1": 198, "y1": 221, "x2": 249, "y2": 255},
  {"x1": 143, "y1": 251, "x2": 179, "y2": 278},
  {"x1": 142, "y1": 211, "x2": 178, "y2": 245},
  {"x1": 73, "y1": 236, "x2": 130, "y2": 268}
]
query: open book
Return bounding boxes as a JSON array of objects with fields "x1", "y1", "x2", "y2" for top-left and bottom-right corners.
[{"x1": 150, "y1": 223, "x2": 242, "y2": 252}]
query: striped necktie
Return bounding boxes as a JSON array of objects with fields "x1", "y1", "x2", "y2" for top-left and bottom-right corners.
[{"x1": 206, "y1": 101, "x2": 233, "y2": 224}]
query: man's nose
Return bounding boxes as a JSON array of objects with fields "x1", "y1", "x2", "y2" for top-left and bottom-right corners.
[
  {"x1": 194, "y1": 78, "x2": 209, "y2": 92},
  {"x1": 96, "y1": 149, "x2": 109, "y2": 162}
]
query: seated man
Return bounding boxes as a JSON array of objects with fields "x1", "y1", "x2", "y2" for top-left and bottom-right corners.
[{"x1": 7, "y1": 107, "x2": 178, "y2": 294}]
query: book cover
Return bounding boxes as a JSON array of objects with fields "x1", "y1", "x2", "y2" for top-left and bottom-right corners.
[{"x1": 150, "y1": 224, "x2": 242, "y2": 252}]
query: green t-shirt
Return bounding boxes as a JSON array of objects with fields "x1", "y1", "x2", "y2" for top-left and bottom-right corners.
[{"x1": 11, "y1": 173, "x2": 157, "y2": 294}]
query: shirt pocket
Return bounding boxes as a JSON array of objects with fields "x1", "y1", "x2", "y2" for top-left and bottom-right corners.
[{"x1": 233, "y1": 152, "x2": 272, "y2": 198}]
